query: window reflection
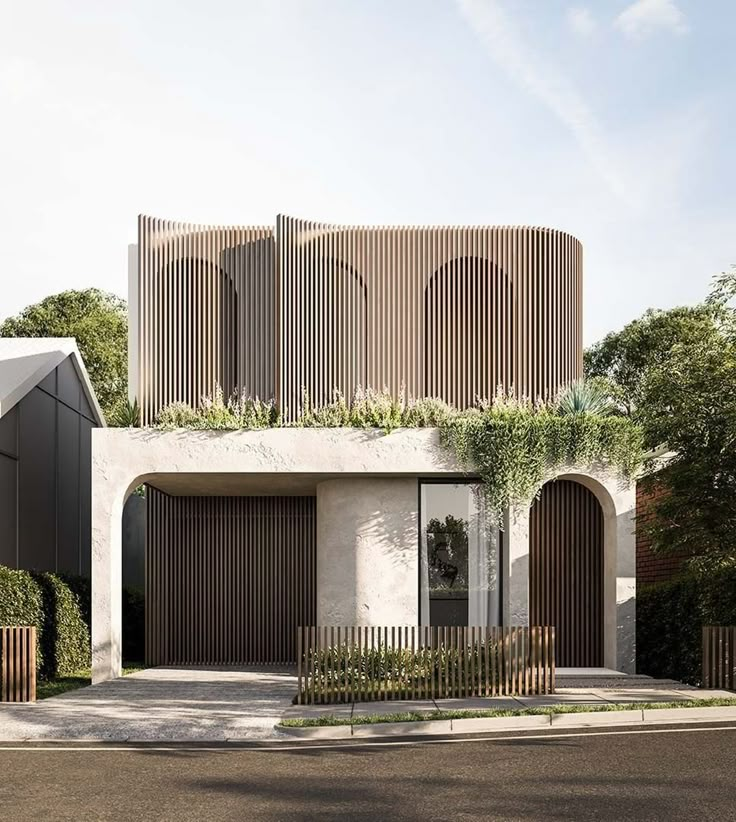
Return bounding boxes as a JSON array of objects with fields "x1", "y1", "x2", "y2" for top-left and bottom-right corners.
[{"x1": 420, "y1": 483, "x2": 502, "y2": 627}]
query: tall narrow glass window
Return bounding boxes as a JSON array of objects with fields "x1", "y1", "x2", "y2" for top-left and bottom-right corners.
[{"x1": 419, "y1": 482, "x2": 502, "y2": 627}]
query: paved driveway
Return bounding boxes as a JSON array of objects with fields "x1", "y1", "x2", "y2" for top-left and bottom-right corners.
[{"x1": 0, "y1": 668, "x2": 297, "y2": 741}]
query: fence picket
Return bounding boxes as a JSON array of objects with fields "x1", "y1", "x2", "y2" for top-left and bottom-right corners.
[
  {"x1": 702, "y1": 626, "x2": 736, "y2": 690},
  {"x1": 296, "y1": 626, "x2": 555, "y2": 705}
]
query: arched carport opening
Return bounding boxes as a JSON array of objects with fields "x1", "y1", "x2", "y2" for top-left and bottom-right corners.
[
  {"x1": 529, "y1": 479, "x2": 604, "y2": 667},
  {"x1": 424, "y1": 256, "x2": 513, "y2": 407},
  {"x1": 115, "y1": 475, "x2": 317, "y2": 670}
]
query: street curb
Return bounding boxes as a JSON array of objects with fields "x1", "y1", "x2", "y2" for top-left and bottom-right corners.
[{"x1": 277, "y1": 706, "x2": 736, "y2": 740}]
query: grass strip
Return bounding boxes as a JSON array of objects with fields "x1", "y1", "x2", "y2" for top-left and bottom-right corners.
[
  {"x1": 35, "y1": 663, "x2": 146, "y2": 700},
  {"x1": 280, "y1": 697, "x2": 736, "y2": 727}
]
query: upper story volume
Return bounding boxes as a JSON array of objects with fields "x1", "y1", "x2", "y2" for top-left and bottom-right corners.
[{"x1": 129, "y1": 215, "x2": 583, "y2": 425}]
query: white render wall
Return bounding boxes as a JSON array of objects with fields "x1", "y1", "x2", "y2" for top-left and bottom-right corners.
[
  {"x1": 317, "y1": 478, "x2": 419, "y2": 626},
  {"x1": 91, "y1": 428, "x2": 636, "y2": 682}
]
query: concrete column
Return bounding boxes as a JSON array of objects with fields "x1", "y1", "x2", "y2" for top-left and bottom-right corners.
[
  {"x1": 503, "y1": 504, "x2": 530, "y2": 626},
  {"x1": 91, "y1": 447, "x2": 126, "y2": 684},
  {"x1": 316, "y1": 478, "x2": 419, "y2": 626}
]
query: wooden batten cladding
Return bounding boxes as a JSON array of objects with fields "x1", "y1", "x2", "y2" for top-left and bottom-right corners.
[
  {"x1": 137, "y1": 216, "x2": 583, "y2": 423},
  {"x1": 137, "y1": 216, "x2": 275, "y2": 425},
  {"x1": 278, "y1": 218, "x2": 583, "y2": 421},
  {"x1": 145, "y1": 490, "x2": 316, "y2": 666},
  {"x1": 529, "y1": 480, "x2": 604, "y2": 668}
]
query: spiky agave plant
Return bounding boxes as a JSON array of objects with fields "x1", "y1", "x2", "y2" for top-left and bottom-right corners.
[
  {"x1": 110, "y1": 397, "x2": 140, "y2": 427},
  {"x1": 556, "y1": 379, "x2": 616, "y2": 417}
]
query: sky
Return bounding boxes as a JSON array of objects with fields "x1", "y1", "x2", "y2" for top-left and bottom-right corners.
[{"x1": 0, "y1": 0, "x2": 733, "y2": 344}]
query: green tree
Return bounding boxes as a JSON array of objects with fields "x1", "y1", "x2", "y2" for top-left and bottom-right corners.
[
  {"x1": 0, "y1": 289, "x2": 127, "y2": 421},
  {"x1": 589, "y1": 269, "x2": 736, "y2": 564},
  {"x1": 637, "y1": 321, "x2": 736, "y2": 564},
  {"x1": 584, "y1": 304, "x2": 724, "y2": 419}
]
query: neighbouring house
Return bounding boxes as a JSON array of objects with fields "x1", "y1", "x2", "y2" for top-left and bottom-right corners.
[
  {"x1": 0, "y1": 338, "x2": 105, "y2": 575},
  {"x1": 636, "y1": 478, "x2": 688, "y2": 586},
  {"x1": 91, "y1": 215, "x2": 636, "y2": 683}
]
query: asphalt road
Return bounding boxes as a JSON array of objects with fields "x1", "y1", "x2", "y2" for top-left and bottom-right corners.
[{"x1": 2, "y1": 723, "x2": 736, "y2": 821}]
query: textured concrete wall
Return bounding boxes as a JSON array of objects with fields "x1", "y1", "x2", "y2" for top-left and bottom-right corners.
[
  {"x1": 91, "y1": 428, "x2": 637, "y2": 681},
  {"x1": 317, "y1": 479, "x2": 418, "y2": 626}
]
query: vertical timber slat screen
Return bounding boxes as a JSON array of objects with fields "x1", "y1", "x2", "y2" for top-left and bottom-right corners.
[
  {"x1": 296, "y1": 626, "x2": 555, "y2": 704},
  {"x1": 146, "y1": 491, "x2": 316, "y2": 666},
  {"x1": 0, "y1": 626, "x2": 36, "y2": 703},
  {"x1": 529, "y1": 480, "x2": 604, "y2": 667},
  {"x1": 702, "y1": 627, "x2": 736, "y2": 690},
  {"x1": 137, "y1": 217, "x2": 583, "y2": 424}
]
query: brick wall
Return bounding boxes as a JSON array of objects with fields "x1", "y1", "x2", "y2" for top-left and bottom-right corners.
[{"x1": 636, "y1": 480, "x2": 687, "y2": 586}]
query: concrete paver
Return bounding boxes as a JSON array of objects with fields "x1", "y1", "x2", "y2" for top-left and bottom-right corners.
[{"x1": 0, "y1": 667, "x2": 297, "y2": 741}]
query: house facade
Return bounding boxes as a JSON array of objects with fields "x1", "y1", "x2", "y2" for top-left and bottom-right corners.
[
  {"x1": 91, "y1": 215, "x2": 635, "y2": 683},
  {"x1": 0, "y1": 338, "x2": 105, "y2": 576}
]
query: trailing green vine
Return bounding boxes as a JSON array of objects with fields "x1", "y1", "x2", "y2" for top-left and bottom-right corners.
[
  {"x1": 440, "y1": 396, "x2": 643, "y2": 523},
  {"x1": 152, "y1": 384, "x2": 643, "y2": 520}
]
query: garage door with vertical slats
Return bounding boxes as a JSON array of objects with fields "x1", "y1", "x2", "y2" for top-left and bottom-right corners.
[
  {"x1": 145, "y1": 490, "x2": 316, "y2": 667},
  {"x1": 529, "y1": 480, "x2": 603, "y2": 667}
]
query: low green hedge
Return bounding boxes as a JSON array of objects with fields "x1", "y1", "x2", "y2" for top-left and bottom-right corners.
[
  {"x1": 0, "y1": 566, "x2": 90, "y2": 678},
  {"x1": 0, "y1": 566, "x2": 146, "y2": 678},
  {"x1": 33, "y1": 573, "x2": 90, "y2": 676},
  {"x1": 637, "y1": 563, "x2": 736, "y2": 684},
  {"x1": 60, "y1": 574, "x2": 145, "y2": 664}
]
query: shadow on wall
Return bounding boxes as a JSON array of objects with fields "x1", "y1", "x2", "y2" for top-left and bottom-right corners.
[
  {"x1": 425, "y1": 257, "x2": 512, "y2": 406},
  {"x1": 618, "y1": 596, "x2": 636, "y2": 674},
  {"x1": 122, "y1": 493, "x2": 145, "y2": 590}
]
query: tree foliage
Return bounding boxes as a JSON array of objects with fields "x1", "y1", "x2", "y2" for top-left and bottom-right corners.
[
  {"x1": 584, "y1": 304, "x2": 724, "y2": 420},
  {"x1": 155, "y1": 385, "x2": 643, "y2": 525},
  {"x1": 0, "y1": 288, "x2": 127, "y2": 421},
  {"x1": 637, "y1": 316, "x2": 736, "y2": 563},
  {"x1": 587, "y1": 269, "x2": 736, "y2": 563}
]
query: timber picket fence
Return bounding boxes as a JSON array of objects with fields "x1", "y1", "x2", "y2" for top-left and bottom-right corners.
[
  {"x1": 0, "y1": 626, "x2": 37, "y2": 703},
  {"x1": 296, "y1": 625, "x2": 555, "y2": 705},
  {"x1": 702, "y1": 626, "x2": 736, "y2": 690}
]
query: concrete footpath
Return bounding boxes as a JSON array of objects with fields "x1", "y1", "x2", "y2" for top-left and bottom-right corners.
[
  {"x1": 0, "y1": 668, "x2": 297, "y2": 741},
  {"x1": 281, "y1": 677, "x2": 736, "y2": 739},
  {"x1": 0, "y1": 668, "x2": 732, "y2": 743}
]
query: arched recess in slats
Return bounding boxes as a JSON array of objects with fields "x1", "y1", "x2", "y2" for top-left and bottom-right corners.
[
  {"x1": 529, "y1": 479, "x2": 604, "y2": 667},
  {"x1": 156, "y1": 258, "x2": 238, "y2": 411},
  {"x1": 424, "y1": 257, "x2": 513, "y2": 407}
]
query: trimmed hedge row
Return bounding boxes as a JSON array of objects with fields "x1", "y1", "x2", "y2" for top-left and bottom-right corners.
[
  {"x1": 0, "y1": 566, "x2": 146, "y2": 679},
  {"x1": 637, "y1": 563, "x2": 736, "y2": 684},
  {"x1": 60, "y1": 575, "x2": 145, "y2": 664},
  {"x1": 0, "y1": 566, "x2": 89, "y2": 678}
]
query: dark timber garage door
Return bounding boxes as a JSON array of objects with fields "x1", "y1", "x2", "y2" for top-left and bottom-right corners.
[
  {"x1": 145, "y1": 491, "x2": 316, "y2": 666},
  {"x1": 529, "y1": 480, "x2": 603, "y2": 667}
]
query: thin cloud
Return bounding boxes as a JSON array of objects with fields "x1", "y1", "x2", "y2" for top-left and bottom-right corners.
[
  {"x1": 567, "y1": 7, "x2": 597, "y2": 38},
  {"x1": 455, "y1": 0, "x2": 634, "y2": 206},
  {"x1": 615, "y1": 0, "x2": 689, "y2": 39}
]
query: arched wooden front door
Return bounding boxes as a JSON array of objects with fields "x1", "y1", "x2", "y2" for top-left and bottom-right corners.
[{"x1": 529, "y1": 480, "x2": 604, "y2": 667}]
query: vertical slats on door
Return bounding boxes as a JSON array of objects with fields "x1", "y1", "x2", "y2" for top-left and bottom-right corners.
[
  {"x1": 530, "y1": 480, "x2": 604, "y2": 667},
  {"x1": 146, "y1": 491, "x2": 316, "y2": 666}
]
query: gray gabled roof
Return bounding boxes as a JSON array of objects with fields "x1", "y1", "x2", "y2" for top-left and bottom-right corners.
[{"x1": 0, "y1": 338, "x2": 106, "y2": 425}]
